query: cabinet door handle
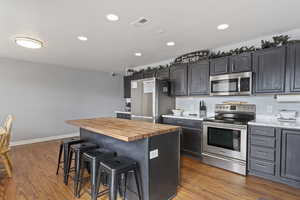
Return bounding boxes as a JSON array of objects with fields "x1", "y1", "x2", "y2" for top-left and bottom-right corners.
[
  {"x1": 254, "y1": 139, "x2": 266, "y2": 143},
  {"x1": 257, "y1": 150, "x2": 267, "y2": 154},
  {"x1": 177, "y1": 120, "x2": 185, "y2": 125},
  {"x1": 255, "y1": 163, "x2": 268, "y2": 167},
  {"x1": 231, "y1": 63, "x2": 235, "y2": 72}
]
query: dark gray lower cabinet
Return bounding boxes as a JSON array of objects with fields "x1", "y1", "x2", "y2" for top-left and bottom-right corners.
[
  {"x1": 162, "y1": 117, "x2": 202, "y2": 156},
  {"x1": 281, "y1": 130, "x2": 300, "y2": 182},
  {"x1": 248, "y1": 126, "x2": 277, "y2": 177},
  {"x1": 248, "y1": 125, "x2": 300, "y2": 188},
  {"x1": 182, "y1": 127, "x2": 202, "y2": 156}
]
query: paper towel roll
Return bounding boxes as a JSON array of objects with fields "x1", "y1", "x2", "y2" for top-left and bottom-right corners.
[{"x1": 276, "y1": 94, "x2": 300, "y2": 102}]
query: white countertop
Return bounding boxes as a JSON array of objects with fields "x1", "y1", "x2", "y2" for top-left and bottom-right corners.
[
  {"x1": 114, "y1": 111, "x2": 131, "y2": 114},
  {"x1": 161, "y1": 114, "x2": 206, "y2": 121},
  {"x1": 115, "y1": 112, "x2": 300, "y2": 130},
  {"x1": 248, "y1": 115, "x2": 300, "y2": 130}
]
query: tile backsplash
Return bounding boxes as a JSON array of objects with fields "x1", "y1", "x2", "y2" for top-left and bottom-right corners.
[{"x1": 176, "y1": 95, "x2": 300, "y2": 117}]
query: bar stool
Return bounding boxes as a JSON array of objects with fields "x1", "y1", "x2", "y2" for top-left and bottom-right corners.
[
  {"x1": 97, "y1": 156, "x2": 142, "y2": 200},
  {"x1": 67, "y1": 142, "x2": 99, "y2": 187},
  {"x1": 76, "y1": 148, "x2": 116, "y2": 199},
  {"x1": 55, "y1": 137, "x2": 84, "y2": 184}
]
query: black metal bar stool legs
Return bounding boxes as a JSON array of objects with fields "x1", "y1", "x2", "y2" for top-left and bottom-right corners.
[
  {"x1": 77, "y1": 148, "x2": 116, "y2": 199},
  {"x1": 55, "y1": 137, "x2": 84, "y2": 184},
  {"x1": 68, "y1": 142, "x2": 99, "y2": 196},
  {"x1": 56, "y1": 142, "x2": 63, "y2": 175},
  {"x1": 98, "y1": 156, "x2": 142, "y2": 200}
]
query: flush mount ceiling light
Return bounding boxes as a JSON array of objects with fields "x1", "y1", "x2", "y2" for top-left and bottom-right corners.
[
  {"x1": 166, "y1": 41, "x2": 175, "y2": 46},
  {"x1": 217, "y1": 24, "x2": 229, "y2": 30},
  {"x1": 77, "y1": 36, "x2": 88, "y2": 41},
  {"x1": 106, "y1": 14, "x2": 119, "y2": 21},
  {"x1": 134, "y1": 52, "x2": 142, "y2": 57},
  {"x1": 15, "y1": 37, "x2": 43, "y2": 49}
]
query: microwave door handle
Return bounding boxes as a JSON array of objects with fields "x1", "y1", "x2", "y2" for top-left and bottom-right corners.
[{"x1": 238, "y1": 77, "x2": 241, "y2": 92}]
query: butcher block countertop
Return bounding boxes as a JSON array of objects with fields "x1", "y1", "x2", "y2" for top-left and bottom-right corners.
[{"x1": 66, "y1": 117, "x2": 181, "y2": 142}]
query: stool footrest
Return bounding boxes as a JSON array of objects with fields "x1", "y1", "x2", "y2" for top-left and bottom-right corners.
[{"x1": 97, "y1": 189, "x2": 109, "y2": 197}]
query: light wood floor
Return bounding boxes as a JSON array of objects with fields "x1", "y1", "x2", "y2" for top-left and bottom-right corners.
[{"x1": 0, "y1": 140, "x2": 299, "y2": 200}]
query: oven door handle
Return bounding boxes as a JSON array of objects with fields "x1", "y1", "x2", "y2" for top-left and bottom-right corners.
[{"x1": 203, "y1": 122, "x2": 247, "y2": 130}]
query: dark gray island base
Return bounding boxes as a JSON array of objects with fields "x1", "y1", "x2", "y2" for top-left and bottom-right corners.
[{"x1": 80, "y1": 128, "x2": 180, "y2": 200}]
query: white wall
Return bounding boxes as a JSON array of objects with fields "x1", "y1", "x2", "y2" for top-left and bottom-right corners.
[
  {"x1": 127, "y1": 59, "x2": 173, "y2": 74},
  {"x1": 0, "y1": 58, "x2": 123, "y2": 142},
  {"x1": 212, "y1": 28, "x2": 300, "y2": 52},
  {"x1": 176, "y1": 95, "x2": 300, "y2": 117}
]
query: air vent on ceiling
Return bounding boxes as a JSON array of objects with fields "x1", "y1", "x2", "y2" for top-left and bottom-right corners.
[{"x1": 131, "y1": 17, "x2": 149, "y2": 27}]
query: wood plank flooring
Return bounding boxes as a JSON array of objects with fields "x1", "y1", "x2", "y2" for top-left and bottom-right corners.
[{"x1": 0, "y1": 140, "x2": 299, "y2": 200}]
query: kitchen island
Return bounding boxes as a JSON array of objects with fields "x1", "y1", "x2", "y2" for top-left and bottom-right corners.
[{"x1": 66, "y1": 117, "x2": 181, "y2": 200}]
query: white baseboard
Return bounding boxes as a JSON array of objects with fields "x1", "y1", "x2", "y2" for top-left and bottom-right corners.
[{"x1": 10, "y1": 132, "x2": 80, "y2": 146}]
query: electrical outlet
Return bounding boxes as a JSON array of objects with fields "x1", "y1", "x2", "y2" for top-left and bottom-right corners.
[
  {"x1": 150, "y1": 149, "x2": 159, "y2": 159},
  {"x1": 267, "y1": 105, "x2": 273, "y2": 114}
]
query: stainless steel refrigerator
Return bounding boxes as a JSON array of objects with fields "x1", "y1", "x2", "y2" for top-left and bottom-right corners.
[{"x1": 131, "y1": 78, "x2": 175, "y2": 122}]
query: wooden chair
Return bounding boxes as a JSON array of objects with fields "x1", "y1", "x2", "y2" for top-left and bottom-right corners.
[{"x1": 0, "y1": 115, "x2": 14, "y2": 177}]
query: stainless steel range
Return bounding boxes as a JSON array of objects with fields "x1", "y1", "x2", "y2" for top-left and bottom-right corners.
[{"x1": 202, "y1": 103, "x2": 256, "y2": 175}]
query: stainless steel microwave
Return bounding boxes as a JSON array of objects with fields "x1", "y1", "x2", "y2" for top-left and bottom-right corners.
[{"x1": 210, "y1": 72, "x2": 252, "y2": 96}]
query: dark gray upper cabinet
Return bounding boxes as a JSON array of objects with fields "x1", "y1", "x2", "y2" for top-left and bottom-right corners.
[
  {"x1": 170, "y1": 63, "x2": 188, "y2": 96},
  {"x1": 281, "y1": 129, "x2": 300, "y2": 182},
  {"x1": 143, "y1": 69, "x2": 157, "y2": 78},
  {"x1": 132, "y1": 71, "x2": 144, "y2": 80},
  {"x1": 123, "y1": 75, "x2": 132, "y2": 98},
  {"x1": 209, "y1": 56, "x2": 229, "y2": 75},
  {"x1": 156, "y1": 68, "x2": 170, "y2": 80},
  {"x1": 188, "y1": 60, "x2": 210, "y2": 95},
  {"x1": 229, "y1": 52, "x2": 252, "y2": 73},
  {"x1": 253, "y1": 46, "x2": 286, "y2": 94},
  {"x1": 286, "y1": 42, "x2": 300, "y2": 93}
]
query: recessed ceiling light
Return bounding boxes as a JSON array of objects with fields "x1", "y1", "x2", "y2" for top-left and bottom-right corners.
[
  {"x1": 106, "y1": 14, "x2": 119, "y2": 22},
  {"x1": 217, "y1": 24, "x2": 229, "y2": 30},
  {"x1": 77, "y1": 36, "x2": 88, "y2": 41},
  {"x1": 166, "y1": 41, "x2": 175, "y2": 46},
  {"x1": 134, "y1": 52, "x2": 142, "y2": 57},
  {"x1": 15, "y1": 37, "x2": 43, "y2": 49}
]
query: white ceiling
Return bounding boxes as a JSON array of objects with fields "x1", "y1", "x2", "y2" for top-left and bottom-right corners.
[{"x1": 1, "y1": 0, "x2": 300, "y2": 73}]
